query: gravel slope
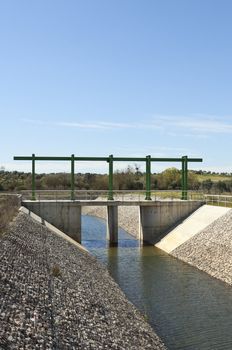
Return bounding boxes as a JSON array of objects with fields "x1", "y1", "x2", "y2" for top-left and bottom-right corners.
[
  {"x1": 0, "y1": 212, "x2": 166, "y2": 350},
  {"x1": 172, "y1": 209, "x2": 232, "y2": 285}
]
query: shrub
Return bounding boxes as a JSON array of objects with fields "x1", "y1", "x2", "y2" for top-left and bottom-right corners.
[{"x1": 0, "y1": 195, "x2": 19, "y2": 235}]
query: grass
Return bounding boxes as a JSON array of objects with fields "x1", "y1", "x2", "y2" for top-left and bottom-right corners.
[
  {"x1": 152, "y1": 191, "x2": 182, "y2": 199},
  {"x1": 140, "y1": 305, "x2": 149, "y2": 322},
  {"x1": 0, "y1": 195, "x2": 19, "y2": 236},
  {"x1": 196, "y1": 174, "x2": 232, "y2": 182},
  {"x1": 51, "y1": 265, "x2": 62, "y2": 278},
  {"x1": 206, "y1": 200, "x2": 232, "y2": 208}
]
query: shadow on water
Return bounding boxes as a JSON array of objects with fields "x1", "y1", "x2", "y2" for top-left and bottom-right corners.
[{"x1": 82, "y1": 215, "x2": 232, "y2": 350}]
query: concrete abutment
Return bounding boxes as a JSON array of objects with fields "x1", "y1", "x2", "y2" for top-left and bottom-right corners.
[
  {"x1": 23, "y1": 201, "x2": 82, "y2": 242},
  {"x1": 140, "y1": 201, "x2": 203, "y2": 244}
]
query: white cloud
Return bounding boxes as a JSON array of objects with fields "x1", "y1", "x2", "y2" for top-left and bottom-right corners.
[
  {"x1": 153, "y1": 115, "x2": 232, "y2": 134},
  {"x1": 22, "y1": 118, "x2": 161, "y2": 130},
  {"x1": 113, "y1": 145, "x2": 191, "y2": 157},
  {"x1": 21, "y1": 115, "x2": 232, "y2": 136},
  {"x1": 22, "y1": 119, "x2": 109, "y2": 129}
]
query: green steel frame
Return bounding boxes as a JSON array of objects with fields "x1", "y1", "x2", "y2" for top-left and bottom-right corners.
[{"x1": 14, "y1": 154, "x2": 202, "y2": 200}]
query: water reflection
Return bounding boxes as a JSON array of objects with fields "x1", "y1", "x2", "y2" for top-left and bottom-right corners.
[{"x1": 82, "y1": 215, "x2": 232, "y2": 350}]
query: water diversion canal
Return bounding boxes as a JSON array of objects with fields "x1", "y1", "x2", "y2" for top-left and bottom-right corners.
[{"x1": 82, "y1": 215, "x2": 232, "y2": 350}]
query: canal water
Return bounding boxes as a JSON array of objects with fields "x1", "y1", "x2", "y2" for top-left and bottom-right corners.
[{"x1": 82, "y1": 215, "x2": 232, "y2": 350}]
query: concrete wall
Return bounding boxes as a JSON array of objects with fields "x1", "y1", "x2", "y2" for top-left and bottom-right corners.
[
  {"x1": 140, "y1": 201, "x2": 203, "y2": 244},
  {"x1": 23, "y1": 201, "x2": 82, "y2": 242}
]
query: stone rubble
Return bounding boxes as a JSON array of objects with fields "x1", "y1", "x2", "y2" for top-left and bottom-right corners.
[{"x1": 0, "y1": 212, "x2": 166, "y2": 349}]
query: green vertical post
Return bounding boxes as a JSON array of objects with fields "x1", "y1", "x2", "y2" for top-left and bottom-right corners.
[
  {"x1": 71, "y1": 154, "x2": 75, "y2": 200},
  {"x1": 181, "y1": 156, "x2": 188, "y2": 200},
  {"x1": 108, "y1": 155, "x2": 114, "y2": 200},
  {"x1": 145, "y1": 155, "x2": 151, "y2": 200},
  {"x1": 181, "y1": 156, "x2": 185, "y2": 200},
  {"x1": 32, "y1": 153, "x2": 36, "y2": 200},
  {"x1": 184, "y1": 156, "x2": 188, "y2": 200}
]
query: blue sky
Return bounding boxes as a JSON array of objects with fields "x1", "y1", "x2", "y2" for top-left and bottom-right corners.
[{"x1": 1, "y1": 0, "x2": 232, "y2": 173}]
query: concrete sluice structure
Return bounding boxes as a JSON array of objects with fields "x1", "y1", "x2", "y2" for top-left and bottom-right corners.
[
  {"x1": 22, "y1": 199, "x2": 203, "y2": 245},
  {"x1": 23, "y1": 197, "x2": 232, "y2": 287},
  {"x1": 3, "y1": 195, "x2": 232, "y2": 348}
]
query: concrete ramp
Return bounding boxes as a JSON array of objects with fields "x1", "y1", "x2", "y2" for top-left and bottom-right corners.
[{"x1": 155, "y1": 205, "x2": 231, "y2": 253}]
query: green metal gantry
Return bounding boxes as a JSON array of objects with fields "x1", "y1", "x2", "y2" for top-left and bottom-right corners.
[{"x1": 14, "y1": 154, "x2": 202, "y2": 200}]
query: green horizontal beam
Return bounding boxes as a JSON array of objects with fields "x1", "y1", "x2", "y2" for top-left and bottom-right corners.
[
  {"x1": 150, "y1": 158, "x2": 202, "y2": 162},
  {"x1": 13, "y1": 156, "x2": 109, "y2": 161},
  {"x1": 14, "y1": 156, "x2": 203, "y2": 163}
]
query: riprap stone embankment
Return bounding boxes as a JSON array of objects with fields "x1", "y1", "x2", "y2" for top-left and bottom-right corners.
[
  {"x1": 0, "y1": 211, "x2": 165, "y2": 349},
  {"x1": 171, "y1": 209, "x2": 232, "y2": 286}
]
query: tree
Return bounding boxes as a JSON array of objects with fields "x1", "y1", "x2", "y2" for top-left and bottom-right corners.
[
  {"x1": 188, "y1": 172, "x2": 200, "y2": 190},
  {"x1": 201, "y1": 179, "x2": 213, "y2": 193},
  {"x1": 41, "y1": 173, "x2": 70, "y2": 189},
  {"x1": 156, "y1": 168, "x2": 181, "y2": 190}
]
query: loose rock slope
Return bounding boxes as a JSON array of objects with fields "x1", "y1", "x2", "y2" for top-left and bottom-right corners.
[
  {"x1": 0, "y1": 212, "x2": 165, "y2": 349},
  {"x1": 172, "y1": 209, "x2": 232, "y2": 285}
]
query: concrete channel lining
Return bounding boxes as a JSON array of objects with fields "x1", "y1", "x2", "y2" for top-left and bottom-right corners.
[{"x1": 155, "y1": 204, "x2": 231, "y2": 253}]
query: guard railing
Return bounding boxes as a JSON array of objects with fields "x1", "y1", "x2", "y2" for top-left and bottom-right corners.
[{"x1": 19, "y1": 189, "x2": 205, "y2": 202}]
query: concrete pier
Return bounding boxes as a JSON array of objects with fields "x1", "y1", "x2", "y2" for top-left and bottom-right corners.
[{"x1": 107, "y1": 206, "x2": 118, "y2": 244}]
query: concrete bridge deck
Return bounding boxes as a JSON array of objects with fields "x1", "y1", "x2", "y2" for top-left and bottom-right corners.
[{"x1": 23, "y1": 199, "x2": 198, "y2": 206}]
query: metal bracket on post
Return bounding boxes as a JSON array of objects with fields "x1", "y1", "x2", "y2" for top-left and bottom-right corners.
[
  {"x1": 32, "y1": 153, "x2": 36, "y2": 201},
  {"x1": 108, "y1": 155, "x2": 114, "y2": 200},
  {"x1": 71, "y1": 154, "x2": 75, "y2": 200},
  {"x1": 145, "y1": 155, "x2": 152, "y2": 200}
]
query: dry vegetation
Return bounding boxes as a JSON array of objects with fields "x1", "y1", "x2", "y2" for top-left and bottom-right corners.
[
  {"x1": 1, "y1": 167, "x2": 232, "y2": 194},
  {"x1": 0, "y1": 195, "x2": 19, "y2": 235}
]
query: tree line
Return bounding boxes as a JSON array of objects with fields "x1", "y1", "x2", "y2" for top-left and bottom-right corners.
[{"x1": 1, "y1": 166, "x2": 232, "y2": 193}]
